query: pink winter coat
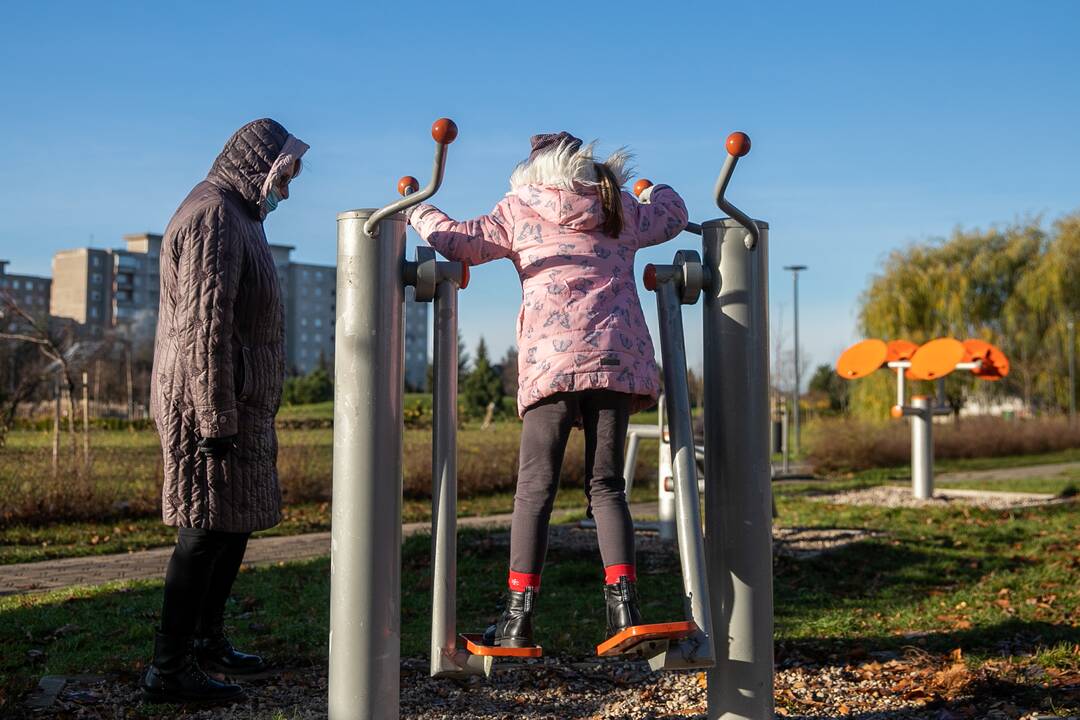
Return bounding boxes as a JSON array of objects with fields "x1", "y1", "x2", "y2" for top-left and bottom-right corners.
[{"x1": 410, "y1": 184, "x2": 688, "y2": 416}]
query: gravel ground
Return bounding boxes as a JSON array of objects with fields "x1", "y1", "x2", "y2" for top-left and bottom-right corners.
[
  {"x1": 812, "y1": 485, "x2": 1071, "y2": 510},
  {"x1": 19, "y1": 650, "x2": 1078, "y2": 719}
]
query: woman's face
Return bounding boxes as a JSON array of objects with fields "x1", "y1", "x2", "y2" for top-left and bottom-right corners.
[{"x1": 276, "y1": 159, "x2": 302, "y2": 200}]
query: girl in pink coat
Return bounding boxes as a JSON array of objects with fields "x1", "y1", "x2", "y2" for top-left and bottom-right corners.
[{"x1": 408, "y1": 132, "x2": 688, "y2": 648}]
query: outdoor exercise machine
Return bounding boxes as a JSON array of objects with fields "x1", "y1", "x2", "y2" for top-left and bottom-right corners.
[
  {"x1": 635, "y1": 129, "x2": 774, "y2": 718},
  {"x1": 330, "y1": 120, "x2": 773, "y2": 720},
  {"x1": 835, "y1": 337, "x2": 1010, "y2": 498}
]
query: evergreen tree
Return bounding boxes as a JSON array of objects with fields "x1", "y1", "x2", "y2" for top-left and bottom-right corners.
[{"x1": 461, "y1": 337, "x2": 503, "y2": 419}]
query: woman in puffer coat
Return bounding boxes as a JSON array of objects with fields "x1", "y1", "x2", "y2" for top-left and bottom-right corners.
[
  {"x1": 143, "y1": 118, "x2": 308, "y2": 704},
  {"x1": 407, "y1": 132, "x2": 687, "y2": 649}
]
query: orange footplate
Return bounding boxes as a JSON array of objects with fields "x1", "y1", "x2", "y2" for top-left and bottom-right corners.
[
  {"x1": 459, "y1": 633, "x2": 543, "y2": 658},
  {"x1": 596, "y1": 621, "x2": 698, "y2": 658}
]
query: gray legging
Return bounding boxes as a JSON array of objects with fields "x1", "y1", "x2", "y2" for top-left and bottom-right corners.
[{"x1": 511, "y1": 390, "x2": 635, "y2": 575}]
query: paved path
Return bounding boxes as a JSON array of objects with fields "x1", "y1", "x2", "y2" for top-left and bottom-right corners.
[
  {"x1": 0, "y1": 503, "x2": 658, "y2": 597},
  {"x1": 936, "y1": 461, "x2": 1080, "y2": 483}
]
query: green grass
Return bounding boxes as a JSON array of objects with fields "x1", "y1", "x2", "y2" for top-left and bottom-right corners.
[{"x1": 1, "y1": 480, "x2": 1077, "y2": 715}]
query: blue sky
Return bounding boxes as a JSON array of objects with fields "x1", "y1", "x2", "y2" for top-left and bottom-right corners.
[{"x1": 2, "y1": 1, "x2": 1078, "y2": 386}]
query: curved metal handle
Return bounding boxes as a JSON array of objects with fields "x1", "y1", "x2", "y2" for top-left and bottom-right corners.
[
  {"x1": 714, "y1": 131, "x2": 760, "y2": 250},
  {"x1": 363, "y1": 118, "x2": 459, "y2": 236}
]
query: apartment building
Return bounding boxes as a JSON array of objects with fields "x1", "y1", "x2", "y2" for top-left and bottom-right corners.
[
  {"x1": 50, "y1": 233, "x2": 161, "y2": 338},
  {"x1": 0, "y1": 260, "x2": 52, "y2": 327},
  {"x1": 47, "y1": 237, "x2": 429, "y2": 385}
]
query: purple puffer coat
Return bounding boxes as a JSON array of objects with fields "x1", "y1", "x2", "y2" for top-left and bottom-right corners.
[{"x1": 410, "y1": 183, "x2": 688, "y2": 416}]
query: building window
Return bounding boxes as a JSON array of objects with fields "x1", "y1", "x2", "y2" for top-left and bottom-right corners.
[
  {"x1": 12, "y1": 280, "x2": 20, "y2": 290},
  {"x1": 92, "y1": 256, "x2": 101, "y2": 267},
  {"x1": 316, "y1": 271, "x2": 324, "y2": 281},
  {"x1": 91, "y1": 273, "x2": 103, "y2": 284},
  {"x1": 301, "y1": 318, "x2": 308, "y2": 327},
  {"x1": 89, "y1": 307, "x2": 99, "y2": 319},
  {"x1": 314, "y1": 318, "x2": 322, "y2": 328},
  {"x1": 313, "y1": 334, "x2": 322, "y2": 343},
  {"x1": 300, "y1": 333, "x2": 308, "y2": 342},
  {"x1": 90, "y1": 290, "x2": 102, "y2": 301},
  {"x1": 313, "y1": 287, "x2": 320, "y2": 296}
]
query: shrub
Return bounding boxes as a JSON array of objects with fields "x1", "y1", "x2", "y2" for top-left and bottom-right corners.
[
  {"x1": 806, "y1": 415, "x2": 1080, "y2": 473},
  {"x1": 282, "y1": 368, "x2": 334, "y2": 406}
]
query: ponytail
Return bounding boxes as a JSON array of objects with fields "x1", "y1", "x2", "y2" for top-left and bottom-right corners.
[{"x1": 594, "y1": 162, "x2": 624, "y2": 238}]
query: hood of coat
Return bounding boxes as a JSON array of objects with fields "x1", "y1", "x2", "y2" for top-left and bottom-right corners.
[
  {"x1": 509, "y1": 140, "x2": 634, "y2": 231},
  {"x1": 512, "y1": 184, "x2": 604, "y2": 231},
  {"x1": 207, "y1": 118, "x2": 291, "y2": 218}
]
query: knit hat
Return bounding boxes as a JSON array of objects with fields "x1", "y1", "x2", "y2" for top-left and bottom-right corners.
[{"x1": 528, "y1": 132, "x2": 583, "y2": 163}]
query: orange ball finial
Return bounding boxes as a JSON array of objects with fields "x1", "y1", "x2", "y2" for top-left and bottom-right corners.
[
  {"x1": 431, "y1": 118, "x2": 458, "y2": 145},
  {"x1": 633, "y1": 178, "x2": 653, "y2": 197},
  {"x1": 398, "y1": 175, "x2": 419, "y2": 196},
  {"x1": 890, "y1": 405, "x2": 903, "y2": 419},
  {"x1": 726, "y1": 131, "x2": 751, "y2": 157},
  {"x1": 643, "y1": 264, "x2": 657, "y2": 291}
]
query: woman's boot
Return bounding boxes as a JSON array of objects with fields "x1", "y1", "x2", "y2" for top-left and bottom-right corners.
[
  {"x1": 140, "y1": 632, "x2": 245, "y2": 704},
  {"x1": 604, "y1": 576, "x2": 643, "y2": 636},
  {"x1": 195, "y1": 624, "x2": 269, "y2": 676},
  {"x1": 482, "y1": 587, "x2": 537, "y2": 647}
]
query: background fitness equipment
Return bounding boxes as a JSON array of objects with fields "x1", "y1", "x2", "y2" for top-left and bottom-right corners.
[{"x1": 835, "y1": 337, "x2": 1010, "y2": 499}]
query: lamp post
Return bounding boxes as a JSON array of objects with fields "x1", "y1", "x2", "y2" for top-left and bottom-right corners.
[{"x1": 783, "y1": 265, "x2": 807, "y2": 455}]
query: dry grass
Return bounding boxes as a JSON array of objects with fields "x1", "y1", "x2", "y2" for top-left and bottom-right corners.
[
  {"x1": 0, "y1": 424, "x2": 659, "y2": 525},
  {"x1": 806, "y1": 415, "x2": 1080, "y2": 473}
]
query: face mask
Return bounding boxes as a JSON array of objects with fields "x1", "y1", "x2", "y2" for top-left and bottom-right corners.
[{"x1": 263, "y1": 189, "x2": 282, "y2": 215}]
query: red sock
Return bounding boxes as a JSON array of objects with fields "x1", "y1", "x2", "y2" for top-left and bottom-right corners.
[
  {"x1": 604, "y1": 564, "x2": 637, "y2": 584},
  {"x1": 508, "y1": 571, "x2": 541, "y2": 592}
]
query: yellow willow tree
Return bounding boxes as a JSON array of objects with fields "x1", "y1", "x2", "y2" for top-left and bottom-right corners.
[{"x1": 853, "y1": 220, "x2": 1045, "y2": 419}]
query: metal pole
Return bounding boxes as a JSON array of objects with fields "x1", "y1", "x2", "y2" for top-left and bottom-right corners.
[
  {"x1": 783, "y1": 266, "x2": 806, "y2": 456},
  {"x1": 623, "y1": 431, "x2": 641, "y2": 500},
  {"x1": 329, "y1": 210, "x2": 405, "y2": 720},
  {"x1": 780, "y1": 401, "x2": 789, "y2": 474},
  {"x1": 910, "y1": 396, "x2": 933, "y2": 499},
  {"x1": 430, "y1": 274, "x2": 465, "y2": 677},
  {"x1": 652, "y1": 279, "x2": 715, "y2": 669},
  {"x1": 657, "y1": 397, "x2": 676, "y2": 542},
  {"x1": 705, "y1": 220, "x2": 774, "y2": 720},
  {"x1": 1069, "y1": 320, "x2": 1076, "y2": 423}
]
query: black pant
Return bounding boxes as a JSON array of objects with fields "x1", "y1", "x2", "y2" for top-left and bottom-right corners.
[
  {"x1": 160, "y1": 527, "x2": 250, "y2": 638},
  {"x1": 511, "y1": 390, "x2": 634, "y2": 575}
]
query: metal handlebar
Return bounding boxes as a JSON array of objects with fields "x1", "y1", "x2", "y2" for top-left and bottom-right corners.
[
  {"x1": 363, "y1": 118, "x2": 459, "y2": 236},
  {"x1": 714, "y1": 131, "x2": 760, "y2": 250}
]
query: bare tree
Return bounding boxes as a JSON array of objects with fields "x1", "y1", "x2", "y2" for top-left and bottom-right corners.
[{"x1": 0, "y1": 291, "x2": 79, "y2": 449}]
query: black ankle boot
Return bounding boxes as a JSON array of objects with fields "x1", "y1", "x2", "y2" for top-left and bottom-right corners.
[
  {"x1": 482, "y1": 587, "x2": 536, "y2": 647},
  {"x1": 195, "y1": 626, "x2": 268, "y2": 676},
  {"x1": 140, "y1": 632, "x2": 245, "y2": 705},
  {"x1": 604, "y1": 576, "x2": 643, "y2": 636}
]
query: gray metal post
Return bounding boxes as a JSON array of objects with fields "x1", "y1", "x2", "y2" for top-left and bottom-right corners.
[
  {"x1": 648, "y1": 260, "x2": 715, "y2": 670},
  {"x1": 783, "y1": 265, "x2": 806, "y2": 456},
  {"x1": 657, "y1": 397, "x2": 676, "y2": 542},
  {"x1": 623, "y1": 431, "x2": 642, "y2": 499},
  {"x1": 780, "y1": 401, "x2": 789, "y2": 474},
  {"x1": 430, "y1": 274, "x2": 459, "y2": 676},
  {"x1": 704, "y1": 219, "x2": 774, "y2": 720},
  {"x1": 910, "y1": 395, "x2": 933, "y2": 500},
  {"x1": 330, "y1": 210, "x2": 405, "y2": 720}
]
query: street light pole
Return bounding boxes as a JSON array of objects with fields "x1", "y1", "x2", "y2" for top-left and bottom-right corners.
[{"x1": 783, "y1": 265, "x2": 807, "y2": 455}]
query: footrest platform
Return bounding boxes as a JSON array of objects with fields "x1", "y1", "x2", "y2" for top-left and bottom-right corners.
[
  {"x1": 596, "y1": 621, "x2": 698, "y2": 658},
  {"x1": 460, "y1": 633, "x2": 543, "y2": 658}
]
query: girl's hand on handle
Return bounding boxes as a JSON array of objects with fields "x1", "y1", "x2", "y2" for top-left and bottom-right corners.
[{"x1": 633, "y1": 179, "x2": 654, "y2": 204}]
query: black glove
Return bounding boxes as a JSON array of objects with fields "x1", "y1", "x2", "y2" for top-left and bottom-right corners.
[{"x1": 197, "y1": 435, "x2": 237, "y2": 458}]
